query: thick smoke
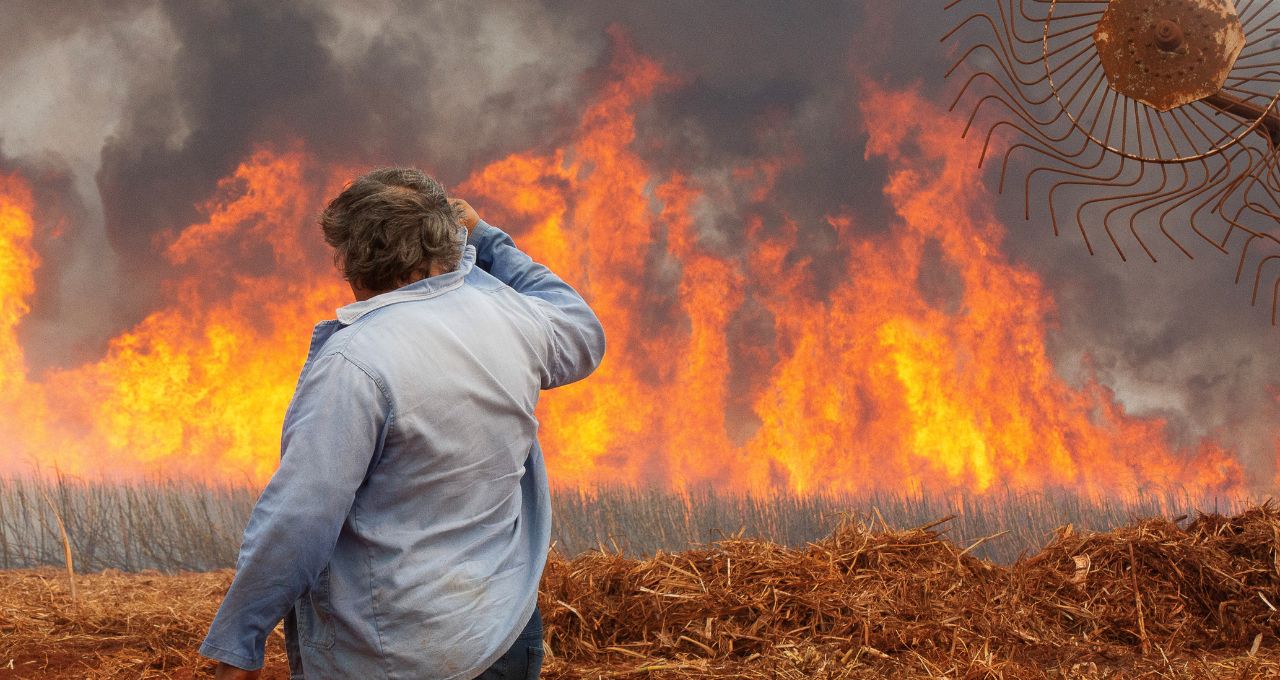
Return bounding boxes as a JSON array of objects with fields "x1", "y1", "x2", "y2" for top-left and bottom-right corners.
[{"x1": 0, "y1": 2, "x2": 1275, "y2": 484}]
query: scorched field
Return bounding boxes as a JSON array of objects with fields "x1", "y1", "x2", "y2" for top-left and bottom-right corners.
[{"x1": 2, "y1": 487, "x2": 1279, "y2": 679}]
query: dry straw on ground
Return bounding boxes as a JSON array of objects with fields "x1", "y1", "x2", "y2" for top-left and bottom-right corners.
[{"x1": 3, "y1": 505, "x2": 1280, "y2": 678}]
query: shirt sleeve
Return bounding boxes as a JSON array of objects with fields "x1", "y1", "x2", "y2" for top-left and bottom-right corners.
[
  {"x1": 468, "y1": 220, "x2": 606, "y2": 389},
  {"x1": 199, "y1": 352, "x2": 389, "y2": 670}
]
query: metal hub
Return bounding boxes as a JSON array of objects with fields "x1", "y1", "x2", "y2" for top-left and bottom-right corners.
[{"x1": 1092, "y1": 0, "x2": 1245, "y2": 111}]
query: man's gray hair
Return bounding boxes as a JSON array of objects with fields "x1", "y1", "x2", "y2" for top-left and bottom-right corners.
[{"x1": 320, "y1": 167, "x2": 464, "y2": 292}]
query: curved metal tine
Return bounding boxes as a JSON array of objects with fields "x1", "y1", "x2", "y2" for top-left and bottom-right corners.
[
  {"x1": 942, "y1": 8, "x2": 1071, "y2": 168},
  {"x1": 1221, "y1": 84, "x2": 1278, "y2": 104},
  {"x1": 1075, "y1": 101, "x2": 1151, "y2": 260},
  {"x1": 1170, "y1": 104, "x2": 1238, "y2": 157},
  {"x1": 1037, "y1": 90, "x2": 1128, "y2": 239},
  {"x1": 1067, "y1": 163, "x2": 1143, "y2": 258},
  {"x1": 1015, "y1": 0, "x2": 1107, "y2": 47},
  {"x1": 1156, "y1": 156, "x2": 1228, "y2": 259},
  {"x1": 1141, "y1": 109, "x2": 1200, "y2": 259},
  {"x1": 1238, "y1": 234, "x2": 1280, "y2": 322},
  {"x1": 1271, "y1": 259, "x2": 1280, "y2": 325},
  {"x1": 1223, "y1": 66, "x2": 1280, "y2": 93},
  {"x1": 1203, "y1": 145, "x2": 1272, "y2": 250},
  {"x1": 1152, "y1": 110, "x2": 1235, "y2": 258},
  {"x1": 1016, "y1": 0, "x2": 1053, "y2": 29},
  {"x1": 1188, "y1": 146, "x2": 1267, "y2": 254},
  {"x1": 943, "y1": 22, "x2": 1052, "y2": 91},
  {"x1": 967, "y1": 63, "x2": 1103, "y2": 170},
  {"x1": 958, "y1": 83, "x2": 1053, "y2": 145},
  {"x1": 951, "y1": 69, "x2": 1056, "y2": 117},
  {"x1": 1238, "y1": 1, "x2": 1280, "y2": 40},
  {"x1": 1231, "y1": 160, "x2": 1280, "y2": 241},
  {"x1": 1102, "y1": 160, "x2": 1170, "y2": 262},
  {"x1": 1021, "y1": 138, "x2": 1112, "y2": 222},
  {"x1": 1183, "y1": 99, "x2": 1251, "y2": 152},
  {"x1": 1009, "y1": 68, "x2": 1116, "y2": 207},
  {"x1": 1003, "y1": 71, "x2": 1108, "y2": 178},
  {"x1": 944, "y1": 1, "x2": 1097, "y2": 119},
  {"x1": 943, "y1": 4, "x2": 1066, "y2": 76},
  {"x1": 959, "y1": 45, "x2": 1105, "y2": 168},
  {"x1": 944, "y1": 36, "x2": 1050, "y2": 110},
  {"x1": 947, "y1": 72, "x2": 1068, "y2": 166},
  {"x1": 1103, "y1": 107, "x2": 1191, "y2": 262}
]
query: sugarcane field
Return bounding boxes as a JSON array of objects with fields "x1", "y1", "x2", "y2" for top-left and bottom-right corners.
[{"x1": 3, "y1": 0, "x2": 1280, "y2": 678}]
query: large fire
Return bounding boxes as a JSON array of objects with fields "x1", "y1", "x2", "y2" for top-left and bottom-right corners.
[{"x1": 0, "y1": 39, "x2": 1263, "y2": 495}]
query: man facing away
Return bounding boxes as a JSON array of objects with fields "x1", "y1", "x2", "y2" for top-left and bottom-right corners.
[{"x1": 199, "y1": 167, "x2": 605, "y2": 679}]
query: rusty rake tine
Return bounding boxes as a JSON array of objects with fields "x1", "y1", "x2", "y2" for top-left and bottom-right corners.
[
  {"x1": 992, "y1": 83, "x2": 1106, "y2": 183},
  {"x1": 1018, "y1": 143, "x2": 1104, "y2": 220},
  {"x1": 980, "y1": 117, "x2": 1068, "y2": 169},
  {"x1": 943, "y1": 10, "x2": 1045, "y2": 68},
  {"x1": 1205, "y1": 150, "x2": 1271, "y2": 251},
  {"x1": 1003, "y1": 75, "x2": 1110, "y2": 202},
  {"x1": 1187, "y1": 158, "x2": 1246, "y2": 255},
  {"x1": 946, "y1": 41, "x2": 1050, "y2": 90},
  {"x1": 1007, "y1": 0, "x2": 1102, "y2": 46},
  {"x1": 1220, "y1": 85, "x2": 1274, "y2": 103},
  {"x1": 1250, "y1": 251, "x2": 1280, "y2": 316},
  {"x1": 1241, "y1": 1, "x2": 1280, "y2": 36},
  {"x1": 1151, "y1": 163, "x2": 1200, "y2": 260},
  {"x1": 1110, "y1": 161, "x2": 1172, "y2": 263},
  {"x1": 950, "y1": 70, "x2": 1055, "y2": 119},
  {"x1": 1075, "y1": 103, "x2": 1147, "y2": 260},
  {"x1": 1170, "y1": 105, "x2": 1223, "y2": 151},
  {"x1": 1047, "y1": 149, "x2": 1126, "y2": 249},
  {"x1": 1016, "y1": 0, "x2": 1051, "y2": 27},
  {"x1": 1184, "y1": 101, "x2": 1240, "y2": 149},
  {"x1": 998, "y1": 0, "x2": 1045, "y2": 46},
  {"x1": 1103, "y1": 108, "x2": 1189, "y2": 261},
  {"x1": 947, "y1": 9, "x2": 1058, "y2": 84},
  {"x1": 1224, "y1": 69, "x2": 1280, "y2": 86},
  {"x1": 1272, "y1": 265, "x2": 1280, "y2": 325},
  {"x1": 1010, "y1": 72, "x2": 1109, "y2": 181},
  {"x1": 1044, "y1": 32, "x2": 1102, "y2": 81}
]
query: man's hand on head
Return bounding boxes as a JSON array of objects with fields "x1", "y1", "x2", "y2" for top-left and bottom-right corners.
[
  {"x1": 213, "y1": 662, "x2": 261, "y2": 680},
  {"x1": 449, "y1": 198, "x2": 481, "y2": 233}
]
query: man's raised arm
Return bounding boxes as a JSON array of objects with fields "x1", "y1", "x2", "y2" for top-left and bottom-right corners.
[
  {"x1": 452, "y1": 199, "x2": 606, "y2": 389},
  {"x1": 200, "y1": 351, "x2": 388, "y2": 674}
]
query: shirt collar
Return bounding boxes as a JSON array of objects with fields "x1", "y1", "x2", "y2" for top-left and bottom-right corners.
[{"x1": 335, "y1": 245, "x2": 476, "y2": 325}]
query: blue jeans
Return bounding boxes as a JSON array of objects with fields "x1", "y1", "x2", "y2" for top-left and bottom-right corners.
[{"x1": 473, "y1": 606, "x2": 543, "y2": 680}]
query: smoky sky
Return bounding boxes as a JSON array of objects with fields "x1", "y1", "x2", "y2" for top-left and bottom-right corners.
[{"x1": 1, "y1": 1, "x2": 1276, "y2": 482}]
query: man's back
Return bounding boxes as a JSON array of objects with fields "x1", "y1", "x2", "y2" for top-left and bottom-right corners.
[
  {"x1": 298, "y1": 248, "x2": 555, "y2": 677},
  {"x1": 201, "y1": 217, "x2": 604, "y2": 680}
]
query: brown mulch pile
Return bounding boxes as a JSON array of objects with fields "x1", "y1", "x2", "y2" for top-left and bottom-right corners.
[{"x1": 4, "y1": 506, "x2": 1280, "y2": 678}]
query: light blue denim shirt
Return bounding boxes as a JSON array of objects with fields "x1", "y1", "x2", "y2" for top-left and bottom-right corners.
[{"x1": 200, "y1": 221, "x2": 605, "y2": 679}]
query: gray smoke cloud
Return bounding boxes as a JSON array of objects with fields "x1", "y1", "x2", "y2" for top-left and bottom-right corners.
[{"x1": 0, "y1": 1, "x2": 1275, "y2": 485}]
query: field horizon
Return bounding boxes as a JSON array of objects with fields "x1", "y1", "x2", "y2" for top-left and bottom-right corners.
[
  {"x1": 0, "y1": 475, "x2": 1257, "y2": 572},
  {"x1": 2, "y1": 503, "x2": 1279, "y2": 678}
]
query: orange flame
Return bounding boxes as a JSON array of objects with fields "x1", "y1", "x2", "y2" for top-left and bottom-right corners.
[
  {"x1": 0, "y1": 153, "x2": 349, "y2": 481},
  {"x1": 0, "y1": 37, "x2": 1265, "y2": 495}
]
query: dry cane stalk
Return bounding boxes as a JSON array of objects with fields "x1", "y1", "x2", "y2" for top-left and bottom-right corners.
[
  {"x1": 1130, "y1": 543, "x2": 1147, "y2": 655},
  {"x1": 37, "y1": 485, "x2": 76, "y2": 605}
]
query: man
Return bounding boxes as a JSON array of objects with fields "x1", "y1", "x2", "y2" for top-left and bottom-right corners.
[{"x1": 199, "y1": 167, "x2": 605, "y2": 679}]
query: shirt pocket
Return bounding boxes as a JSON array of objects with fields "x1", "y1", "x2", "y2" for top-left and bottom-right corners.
[{"x1": 297, "y1": 565, "x2": 336, "y2": 649}]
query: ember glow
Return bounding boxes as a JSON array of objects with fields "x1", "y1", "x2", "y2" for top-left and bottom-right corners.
[{"x1": 0, "y1": 39, "x2": 1265, "y2": 496}]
